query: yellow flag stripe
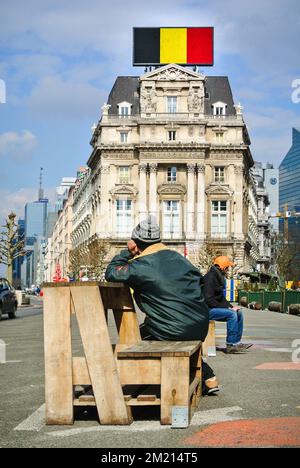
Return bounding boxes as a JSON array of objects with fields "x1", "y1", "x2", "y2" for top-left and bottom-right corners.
[{"x1": 160, "y1": 28, "x2": 187, "y2": 63}]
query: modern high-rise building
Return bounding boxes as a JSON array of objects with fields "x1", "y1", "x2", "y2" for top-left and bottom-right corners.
[
  {"x1": 12, "y1": 218, "x2": 25, "y2": 288},
  {"x1": 55, "y1": 177, "x2": 77, "y2": 212},
  {"x1": 21, "y1": 185, "x2": 49, "y2": 287},
  {"x1": 45, "y1": 212, "x2": 58, "y2": 239},
  {"x1": 279, "y1": 128, "x2": 300, "y2": 242},
  {"x1": 24, "y1": 200, "x2": 48, "y2": 240}
]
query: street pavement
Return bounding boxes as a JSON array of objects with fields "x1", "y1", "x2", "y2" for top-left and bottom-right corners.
[{"x1": 0, "y1": 297, "x2": 300, "y2": 448}]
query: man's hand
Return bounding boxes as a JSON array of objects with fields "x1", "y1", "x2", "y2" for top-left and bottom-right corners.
[
  {"x1": 231, "y1": 305, "x2": 241, "y2": 312},
  {"x1": 127, "y1": 240, "x2": 140, "y2": 257}
]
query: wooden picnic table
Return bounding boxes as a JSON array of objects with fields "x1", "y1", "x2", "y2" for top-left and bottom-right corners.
[{"x1": 43, "y1": 281, "x2": 203, "y2": 426}]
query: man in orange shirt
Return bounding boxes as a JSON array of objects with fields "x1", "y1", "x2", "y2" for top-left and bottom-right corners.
[{"x1": 204, "y1": 256, "x2": 253, "y2": 354}]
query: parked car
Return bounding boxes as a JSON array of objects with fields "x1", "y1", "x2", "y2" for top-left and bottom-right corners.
[{"x1": 0, "y1": 278, "x2": 18, "y2": 320}]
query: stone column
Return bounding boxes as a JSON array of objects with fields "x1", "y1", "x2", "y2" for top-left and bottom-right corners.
[
  {"x1": 98, "y1": 164, "x2": 111, "y2": 237},
  {"x1": 138, "y1": 163, "x2": 148, "y2": 221},
  {"x1": 234, "y1": 165, "x2": 244, "y2": 239},
  {"x1": 149, "y1": 163, "x2": 158, "y2": 220},
  {"x1": 196, "y1": 164, "x2": 205, "y2": 239},
  {"x1": 186, "y1": 163, "x2": 196, "y2": 239}
]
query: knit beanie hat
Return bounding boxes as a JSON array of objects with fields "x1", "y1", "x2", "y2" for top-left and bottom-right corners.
[{"x1": 131, "y1": 216, "x2": 161, "y2": 244}]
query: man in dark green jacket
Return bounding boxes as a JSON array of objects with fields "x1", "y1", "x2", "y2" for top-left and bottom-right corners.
[{"x1": 105, "y1": 216, "x2": 219, "y2": 394}]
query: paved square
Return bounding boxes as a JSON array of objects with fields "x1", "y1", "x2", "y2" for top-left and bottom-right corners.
[{"x1": 1, "y1": 298, "x2": 300, "y2": 448}]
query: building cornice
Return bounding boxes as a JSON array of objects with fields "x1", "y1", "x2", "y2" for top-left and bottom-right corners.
[
  {"x1": 205, "y1": 184, "x2": 234, "y2": 197},
  {"x1": 157, "y1": 183, "x2": 187, "y2": 195},
  {"x1": 139, "y1": 63, "x2": 205, "y2": 82}
]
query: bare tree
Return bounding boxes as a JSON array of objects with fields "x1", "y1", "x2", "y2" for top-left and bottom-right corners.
[
  {"x1": 86, "y1": 238, "x2": 109, "y2": 280},
  {"x1": 69, "y1": 238, "x2": 109, "y2": 281},
  {"x1": 195, "y1": 242, "x2": 222, "y2": 274},
  {"x1": 0, "y1": 212, "x2": 25, "y2": 283},
  {"x1": 272, "y1": 233, "x2": 300, "y2": 288},
  {"x1": 69, "y1": 244, "x2": 88, "y2": 280}
]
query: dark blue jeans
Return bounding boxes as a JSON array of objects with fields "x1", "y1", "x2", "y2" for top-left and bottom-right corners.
[{"x1": 209, "y1": 308, "x2": 244, "y2": 345}]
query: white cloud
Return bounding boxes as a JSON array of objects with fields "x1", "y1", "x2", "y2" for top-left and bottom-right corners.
[
  {"x1": 244, "y1": 106, "x2": 300, "y2": 165},
  {"x1": 10, "y1": 54, "x2": 63, "y2": 82},
  {"x1": 0, "y1": 131, "x2": 38, "y2": 163},
  {"x1": 27, "y1": 75, "x2": 106, "y2": 119},
  {"x1": 0, "y1": 0, "x2": 299, "y2": 169},
  {"x1": 0, "y1": 0, "x2": 298, "y2": 71},
  {"x1": 245, "y1": 107, "x2": 300, "y2": 132},
  {"x1": 0, "y1": 0, "x2": 188, "y2": 55},
  {"x1": 0, "y1": 186, "x2": 56, "y2": 223},
  {"x1": 0, "y1": 187, "x2": 37, "y2": 221},
  {"x1": 235, "y1": 87, "x2": 265, "y2": 103},
  {"x1": 250, "y1": 134, "x2": 291, "y2": 165},
  {"x1": 0, "y1": 0, "x2": 298, "y2": 117}
]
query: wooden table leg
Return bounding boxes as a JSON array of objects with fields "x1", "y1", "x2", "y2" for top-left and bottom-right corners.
[
  {"x1": 160, "y1": 356, "x2": 190, "y2": 425},
  {"x1": 191, "y1": 348, "x2": 202, "y2": 411},
  {"x1": 202, "y1": 320, "x2": 216, "y2": 357},
  {"x1": 71, "y1": 285, "x2": 131, "y2": 425},
  {"x1": 44, "y1": 286, "x2": 73, "y2": 425}
]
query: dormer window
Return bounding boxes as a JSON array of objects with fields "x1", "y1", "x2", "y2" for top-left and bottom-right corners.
[
  {"x1": 118, "y1": 101, "x2": 132, "y2": 117},
  {"x1": 212, "y1": 101, "x2": 227, "y2": 116}
]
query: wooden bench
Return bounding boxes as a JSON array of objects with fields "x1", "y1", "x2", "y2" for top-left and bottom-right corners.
[
  {"x1": 117, "y1": 340, "x2": 202, "y2": 426},
  {"x1": 43, "y1": 282, "x2": 202, "y2": 427}
]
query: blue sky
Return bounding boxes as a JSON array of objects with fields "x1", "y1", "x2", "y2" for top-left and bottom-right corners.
[{"x1": 0, "y1": 0, "x2": 300, "y2": 223}]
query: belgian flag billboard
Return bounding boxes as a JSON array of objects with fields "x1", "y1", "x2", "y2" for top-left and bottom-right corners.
[{"x1": 133, "y1": 27, "x2": 214, "y2": 66}]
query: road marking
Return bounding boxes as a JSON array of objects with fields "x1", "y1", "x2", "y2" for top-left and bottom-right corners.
[
  {"x1": 190, "y1": 406, "x2": 243, "y2": 425},
  {"x1": 14, "y1": 404, "x2": 45, "y2": 432},
  {"x1": 47, "y1": 406, "x2": 243, "y2": 438},
  {"x1": 254, "y1": 362, "x2": 300, "y2": 370},
  {"x1": 266, "y1": 348, "x2": 292, "y2": 353},
  {"x1": 1, "y1": 360, "x2": 22, "y2": 364}
]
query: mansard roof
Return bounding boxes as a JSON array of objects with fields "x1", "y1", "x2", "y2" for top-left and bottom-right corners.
[
  {"x1": 204, "y1": 76, "x2": 236, "y2": 115},
  {"x1": 107, "y1": 76, "x2": 140, "y2": 115},
  {"x1": 107, "y1": 70, "x2": 236, "y2": 116}
]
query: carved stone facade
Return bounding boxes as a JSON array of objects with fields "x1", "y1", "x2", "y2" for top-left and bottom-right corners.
[
  {"x1": 82, "y1": 64, "x2": 257, "y2": 270},
  {"x1": 44, "y1": 187, "x2": 74, "y2": 281}
]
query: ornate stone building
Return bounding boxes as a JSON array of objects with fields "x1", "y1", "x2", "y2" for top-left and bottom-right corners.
[
  {"x1": 44, "y1": 187, "x2": 74, "y2": 281},
  {"x1": 82, "y1": 64, "x2": 255, "y2": 270},
  {"x1": 251, "y1": 166, "x2": 272, "y2": 271}
]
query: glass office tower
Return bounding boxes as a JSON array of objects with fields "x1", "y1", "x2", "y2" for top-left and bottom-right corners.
[
  {"x1": 279, "y1": 128, "x2": 300, "y2": 278},
  {"x1": 25, "y1": 201, "x2": 48, "y2": 239}
]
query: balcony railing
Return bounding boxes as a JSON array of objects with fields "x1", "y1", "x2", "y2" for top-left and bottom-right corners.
[
  {"x1": 105, "y1": 113, "x2": 241, "y2": 122},
  {"x1": 208, "y1": 233, "x2": 235, "y2": 241}
]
